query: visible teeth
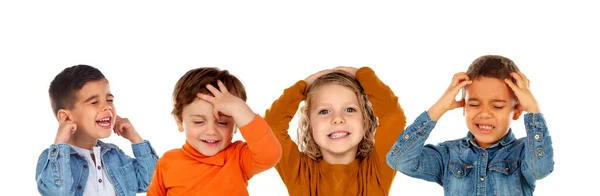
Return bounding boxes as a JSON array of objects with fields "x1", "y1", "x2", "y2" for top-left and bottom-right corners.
[
  {"x1": 203, "y1": 140, "x2": 219, "y2": 143},
  {"x1": 478, "y1": 125, "x2": 494, "y2": 130},
  {"x1": 329, "y1": 132, "x2": 349, "y2": 139},
  {"x1": 97, "y1": 117, "x2": 110, "y2": 122}
]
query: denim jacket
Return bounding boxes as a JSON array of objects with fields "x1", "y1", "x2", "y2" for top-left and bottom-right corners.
[
  {"x1": 36, "y1": 140, "x2": 159, "y2": 196},
  {"x1": 386, "y1": 111, "x2": 554, "y2": 196}
]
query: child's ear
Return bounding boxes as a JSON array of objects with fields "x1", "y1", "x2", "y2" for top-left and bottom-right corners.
[
  {"x1": 56, "y1": 109, "x2": 72, "y2": 122},
  {"x1": 174, "y1": 116, "x2": 184, "y2": 132},
  {"x1": 512, "y1": 105, "x2": 523, "y2": 120}
]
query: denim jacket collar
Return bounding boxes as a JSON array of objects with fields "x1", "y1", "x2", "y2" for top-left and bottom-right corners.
[
  {"x1": 67, "y1": 140, "x2": 119, "y2": 156},
  {"x1": 464, "y1": 128, "x2": 517, "y2": 149}
]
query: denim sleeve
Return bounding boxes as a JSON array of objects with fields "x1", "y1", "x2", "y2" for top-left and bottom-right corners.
[
  {"x1": 128, "y1": 140, "x2": 159, "y2": 192},
  {"x1": 520, "y1": 113, "x2": 554, "y2": 186},
  {"x1": 386, "y1": 111, "x2": 448, "y2": 185},
  {"x1": 35, "y1": 144, "x2": 75, "y2": 196}
]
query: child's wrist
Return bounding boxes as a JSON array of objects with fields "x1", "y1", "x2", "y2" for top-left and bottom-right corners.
[
  {"x1": 427, "y1": 104, "x2": 446, "y2": 121},
  {"x1": 233, "y1": 105, "x2": 256, "y2": 128},
  {"x1": 128, "y1": 133, "x2": 143, "y2": 144}
]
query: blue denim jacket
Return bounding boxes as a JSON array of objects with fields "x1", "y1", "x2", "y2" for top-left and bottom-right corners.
[
  {"x1": 386, "y1": 111, "x2": 554, "y2": 196},
  {"x1": 35, "y1": 140, "x2": 159, "y2": 196}
]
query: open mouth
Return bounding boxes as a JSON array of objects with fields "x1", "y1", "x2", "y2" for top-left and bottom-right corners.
[
  {"x1": 328, "y1": 131, "x2": 350, "y2": 140},
  {"x1": 476, "y1": 124, "x2": 495, "y2": 134},
  {"x1": 201, "y1": 139, "x2": 221, "y2": 146},
  {"x1": 96, "y1": 117, "x2": 112, "y2": 128}
]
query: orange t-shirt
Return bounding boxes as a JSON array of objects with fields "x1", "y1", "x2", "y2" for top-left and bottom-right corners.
[
  {"x1": 264, "y1": 67, "x2": 407, "y2": 196},
  {"x1": 147, "y1": 115, "x2": 282, "y2": 196}
]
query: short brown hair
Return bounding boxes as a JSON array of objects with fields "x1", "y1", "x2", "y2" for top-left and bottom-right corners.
[
  {"x1": 172, "y1": 67, "x2": 246, "y2": 121},
  {"x1": 49, "y1": 64, "x2": 106, "y2": 116},
  {"x1": 297, "y1": 71, "x2": 378, "y2": 160},
  {"x1": 466, "y1": 55, "x2": 520, "y2": 81}
]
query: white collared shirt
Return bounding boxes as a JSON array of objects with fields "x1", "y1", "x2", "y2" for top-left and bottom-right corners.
[{"x1": 70, "y1": 144, "x2": 116, "y2": 196}]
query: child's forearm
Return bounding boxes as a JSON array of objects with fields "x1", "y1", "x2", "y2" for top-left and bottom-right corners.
[
  {"x1": 130, "y1": 140, "x2": 159, "y2": 192},
  {"x1": 239, "y1": 115, "x2": 283, "y2": 175},
  {"x1": 386, "y1": 111, "x2": 445, "y2": 184},
  {"x1": 263, "y1": 80, "x2": 306, "y2": 183},
  {"x1": 355, "y1": 67, "x2": 407, "y2": 186},
  {"x1": 35, "y1": 144, "x2": 75, "y2": 196},
  {"x1": 521, "y1": 113, "x2": 554, "y2": 184}
]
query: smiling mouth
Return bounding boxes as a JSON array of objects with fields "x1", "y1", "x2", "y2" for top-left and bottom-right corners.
[
  {"x1": 476, "y1": 124, "x2": 495, "y2": 133},
  {"x1": 96, "y1": 117, "x2": 112, "y2": 128},
  {"x1": 201, "y1": 140, "x2": 221, "y2": 145},
  {"x1": 328, "y1": 132, "x2": 350, "y2": 139}
]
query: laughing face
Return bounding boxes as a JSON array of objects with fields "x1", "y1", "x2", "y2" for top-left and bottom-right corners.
[
  {"x1": 464, "y1": 76, "x2": 521, "y2": 148},
  {"x1": 309, "y1": 83, "x2": 365, "y2": 161},
  {"x1": 69, "y1": 79, "x2": 116, "y2": 139},
  {"x1": 176, "y1": 96, "x2": 234, "y2": 156}
]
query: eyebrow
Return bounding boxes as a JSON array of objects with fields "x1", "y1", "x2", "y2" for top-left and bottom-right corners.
[
  {"x1": 189, "y1": 114, "x2": 232, "y2": 119},
  {"x1": 84, "y1": 93, "x2": 114, "y2": 103},
  {"x1": 467, "y1": 98, "x2": 507, "y2": 103}
]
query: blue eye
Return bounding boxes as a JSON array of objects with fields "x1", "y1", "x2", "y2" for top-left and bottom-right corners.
[
  {"x1": 345, "y1": 108, "x2": 357, "y2": 112},
  {"x1": 319, "y1": 110, "x2": 330, "y2": 115}
]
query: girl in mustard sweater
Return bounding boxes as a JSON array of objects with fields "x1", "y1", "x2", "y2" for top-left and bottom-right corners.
[{"x1": 264, "y1": 66, "x2": 406, "y2": 196}]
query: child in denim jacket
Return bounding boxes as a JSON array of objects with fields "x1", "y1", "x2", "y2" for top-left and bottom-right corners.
[
  {"x1": 36, "y1": 65, "x2": 159, "y2": 196},
  {"x1": 386, "y1": 55, "x2": 554, "y2": 196}
]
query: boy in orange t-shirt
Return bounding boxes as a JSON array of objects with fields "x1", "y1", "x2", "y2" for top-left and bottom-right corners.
[{"x1": 147, "y1": 67, "x2": 282, "y2": 196}]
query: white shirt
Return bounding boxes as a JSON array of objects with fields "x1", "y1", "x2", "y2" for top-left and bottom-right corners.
[{"x1": 70, "y1": 145, "x2": 116, "y2": 196}]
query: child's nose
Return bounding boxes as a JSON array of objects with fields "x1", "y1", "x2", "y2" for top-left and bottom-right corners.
[
  {"x1": 205, "y1": 124, "x2": 218, "y2": 135},
  {"x1": 332, "y1": 114, "x2": 346, "y2": 124}
]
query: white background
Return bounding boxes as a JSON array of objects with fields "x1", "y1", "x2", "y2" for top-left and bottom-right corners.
[{"x1": 1, "y1": 1, "x2": 597, "y2": 195}]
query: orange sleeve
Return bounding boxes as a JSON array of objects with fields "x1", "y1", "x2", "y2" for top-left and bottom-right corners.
[
  {"x1": 263, "y1": 80, "x2": 307, "y2": 186},
  {"x1": 146, "y1": 158, "x2": 166, "y2": 196},
  {"x1": 355, "y1": 67, "x2": 407, "y2": 189},
  {"x1": 238, "y1": 115, "x2": 283, "y2": 178}
]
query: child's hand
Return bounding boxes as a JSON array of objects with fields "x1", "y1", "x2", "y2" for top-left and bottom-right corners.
[
  {"x1": 114, "y1": 116, "x2": 143, "y2": 144},
  {"x1": 197, "y1": 80, "x2": 256, "y2": 127},
  {"x1": 505, "y1": 72, "x2": 541, "y2": 113},
  {"x1": 304, "y1": 69, "x2": 333, "y2": 87},
  {"x1": 333, "y1": 66, "x2": 358, "y2": 76},
  {"x1": 54, "y1": 115, "x2": 77, "y2": 144},
  {"x1": 428, "y1": 72, "x2": 472, "y2": 121}
]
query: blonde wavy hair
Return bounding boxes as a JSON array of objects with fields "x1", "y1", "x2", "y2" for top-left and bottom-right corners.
[{"x1": 297, "y1": 71, "x2": 378, "y2": 161}]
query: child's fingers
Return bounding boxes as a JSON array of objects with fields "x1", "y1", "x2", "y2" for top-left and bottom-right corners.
[
  {"x1": 213, "y1": 108, "x2": 220, "y2": 121},
  {"x1": 510, "y1": 72, "x2": 524, "y2": 88},
  {"x1": 451, "y1": 72, "x2": 469, "y2": 87},
  {"x1": 517, "y1": 72, "x2": 530, "y2": 89},
  {"x1": 197, "y1": 93, "x2": 216, "y2": 103},
  {"x1": 205, "y1": 84, "x2": 221, "y2": 97},
  {"x1": 452, "y1": 80, "x2": 472, "y2": 94},
  {"x1": 216, "y1": 80, "x2": 229, "y2": 93},
  {"x1": 504, "y1": 78, "x2": 519, "y2": 91}
]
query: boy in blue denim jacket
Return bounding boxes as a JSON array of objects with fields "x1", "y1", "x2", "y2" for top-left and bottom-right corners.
[
  {"x1": 36, "y1": 65, "x2": 159, "y2": 196},
  {"x1": 386, "y1": 55, "x2": 554, "y2": 196}
]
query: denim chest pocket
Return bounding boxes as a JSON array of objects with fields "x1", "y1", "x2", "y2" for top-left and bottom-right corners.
[
  {"x1": 488, "y1": 159, "x2": 522, "y2": 196},
  {"x1": 446, "y1": 160, "x2": 474, "y2": 195},
  {"x1": 119, "y1": 162, "x2": 139, "y2": 192}
]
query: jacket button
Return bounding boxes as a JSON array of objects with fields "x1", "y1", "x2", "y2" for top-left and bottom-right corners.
[
  {"x1": 98, "y1": 166, "x2": 102, "y2": 170},
  {"x1": 98, "y1": 179, "x2": 103, "y2": 183},
  {"x1": 77, "y1": 185, "x2": 82, "y2": 190},
  {"x1": 52, "y1": 149, "x2": 56, "y2": 153}
]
